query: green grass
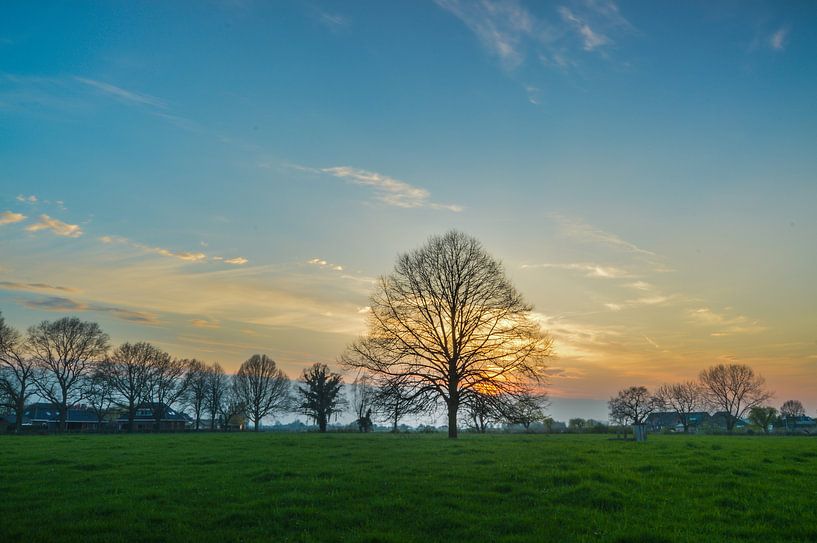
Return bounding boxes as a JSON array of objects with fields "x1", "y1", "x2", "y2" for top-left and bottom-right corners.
[{"x1": 1, "y1": 433, "x2": 816, "y2": 542}]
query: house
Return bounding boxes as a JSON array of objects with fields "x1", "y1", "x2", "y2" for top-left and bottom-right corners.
[
  {"x1": 115, "y1": 403, "x2": 190, "y2": 432},
  {"x1": 645, "y1": 411, "x2": 710, "y2": 432},
  {"x1": 778, "y1": 415, "x2": 817, "y2": 433},
  {"x1": 19, "y1": 403, "x2": 101, "y2": 432},
  {"x1": 707, "y1": 411, "x2": 748, "y2": 432}
]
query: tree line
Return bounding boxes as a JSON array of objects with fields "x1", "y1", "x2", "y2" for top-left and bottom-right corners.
[
  {"x1": 0, "y1": 313, "x2": 353, "y2": 433},
  {"x1": 608, "y1": 365, "x2": 810, "y2": 434}
]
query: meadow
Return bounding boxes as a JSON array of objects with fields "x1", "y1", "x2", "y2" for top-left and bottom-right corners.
[{"x1": 1, "y1": 433, "x2": 815, "y2": 543}]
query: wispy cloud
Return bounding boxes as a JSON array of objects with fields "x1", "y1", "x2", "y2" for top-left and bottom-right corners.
[
  {"x1": 769, "y1": 27, "x2": 788, "y2": 51},
  {"x1": 434, "y1": 0, "x2": 537, "y2": 69},
  {"x1": 436, "y1": 0, "x2": 632, "y2": 72},
  {"x1": 16, "y1": 194, "x2": 37, "y2": 204},
  {"x1": 558, "y1": 6, "x2": 610, "y2": 51},
  {"x1": 549, "y1": 213, "x2": 655, "y2": 258},
  {"x1": 311, "y1": 7, "x2": 349, "y2": 30},
  {"x1": 191, "y1": 319, "x2": 220, "y2": 329},
  {"x1": 308, "y1": 258, "x2": 344, "y2": 272},
  {"x1": 0, "y1": 211, "x2": 26, "y2": 225},
  {"x1": 100, "y1": 235, "x2": 206, "y2": 262},
  {"x1": 25, "y1": 214, "x2": 83, "y2": 238},
  {"x1": 19, "y1": 295, "x2": 159, "y2": 324},
  {"x1": 74, "y1": 77, "x2": 167, "y2": 108},
  {"x1": 0, "y1": 281, "x2": 78, "y2": 293},
  {"x1": 688, "y1": 307, "x2": 766, "y2": 336},
  {"x1": 521, "y1": 262, "x2": 629, "y2": 278},
  {"x1": 311, "y1": 166, "x2": 462, "y2": 212},
  {"x1": 223, "y1": 257, "x2": 248, "y2": 265}
]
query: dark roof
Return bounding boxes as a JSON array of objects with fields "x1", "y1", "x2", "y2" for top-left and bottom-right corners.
[
  {"x1": 23, "y1": 403, "x2": 99, "y2": 424},
  {"x1": 114, "y1": 403, "x2": 188, "y2": 422}
]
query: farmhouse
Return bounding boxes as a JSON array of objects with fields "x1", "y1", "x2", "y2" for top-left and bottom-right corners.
[
  {"x1": 13, "y1": 403, "x2": 102, "y2": 432},
  {"x1": 645, "y1": 412, "x2": 710, "y2": 432},
  {"x1": 115, "y1": 403, "x2": 191, "y2": 432}
]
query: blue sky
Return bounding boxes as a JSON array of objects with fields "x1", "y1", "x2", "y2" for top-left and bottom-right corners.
[{"x1": 2, "y1": 1, "x2": 816, "y2": 421}]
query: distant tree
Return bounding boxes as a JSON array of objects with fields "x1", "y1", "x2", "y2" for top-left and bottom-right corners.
[
  {"x1": 609, "y1": 386, "x2": 663, "y2": 426},
  {"x1": 234, "y1": 354, "x2": 291, "y2": 431},
  {"x1": 205, "y1": 363, "x2": 229, "y2": 430},
  {"x1": 542, "y1": 416, "x2": 555, "y2": 433},
  {"x1": 748, "y1": 406, "x2": 778, "y2": 434},
  {"x1": 780, "y1": 400, "x2": 805, "y2": 431},
  {"x1": 352, "y1": 372, "x2": 376, "y2": 432},
  {"x1": 98, "y1": 342, "x2": 157, "y2": 432},
  {"x1": 220, "y1": 378, "x2": 247, "y2": 431},
  {"x1": 463, "y1": 391, "x2": 502, "y2": 433},
  {"x1": 699, "y1": 364, "x2": 773, "y2": 433},
  {"x1": 656, "y1": 381, "x2": 704, "y2": 433},
  {"x1": 371, "y1": 375, "x2": 432, "y2": 432},
  {"x1": 147, "y1": 355, "x2": 189, "y2": 431},
  {"x1": 297, "y1": 363, "x2": 346, "y2": 432},
  {"x1": 507, "y1": 391, "x2": 549, "y2": 431},
  {"x1": 185, "y1": 359, "x2": 209, "y2": 430},
  {"x1": 28, "y1": 317, "x2": 109, "y2": 431},
  {"x1": 780, "y1": 399, "x2": 805, "y2": 418},
  {"x1": 342, "y1": 231, "x2": 552, "y2": 438},
  {"x1": 568, "y1": 418, "x2": 587, "y2": 432},
  {"x1": 84, "y1": 370, "x2": 115, "y2": 429},
  {"x1": 0, "y1": 313, "x2": 36, "y2": 433}
]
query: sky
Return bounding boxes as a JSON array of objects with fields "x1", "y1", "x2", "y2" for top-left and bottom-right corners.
[{"x1": 1, "y1": 1, "x2": 816, "y2": 422}]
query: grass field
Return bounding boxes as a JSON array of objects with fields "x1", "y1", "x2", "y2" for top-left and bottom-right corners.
[{"x1": 1, "y1": 433, "x2": 816, "y2": 542}]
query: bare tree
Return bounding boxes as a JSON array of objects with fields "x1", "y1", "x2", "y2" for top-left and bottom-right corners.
[
  {"x1": 352, "y1": 372, "x2": 376, "y2": 432},
  {"x1": 609, "y1": 386, "x2": 663, "y2": 426},
  {"x1": 185, "y1": 359, "x2": 209, "y2": 430},
  {"x1": 98, "y1": 342, "x2": 157, "y2": 432},
  {"x1": 206, "y1": 362, "x2": 228, "y2": 430},
  {"x1": 234, "y1": 354, "x2": 291, "y2": 431},
  {"x1": 343, "y1": 230, "x2": 552, "y2": 438},
  {"x1": 780, "y1": 399, "x2": 805, "y2": 418},
  {"x1": 220, "y1": 377, "x2": 246, "y2": 431},
  {"x1": 699, "y1": 364, "x2": 773, "y2": 433},
  {"x1": 371, "y1": 375, "x2": 432, "y2": 432},
  {"x1": 780, "y1": 399, "x2": 805, "y2": 431},
  {"x1": 0, "y1": 313, "x2": 36, "y2": 433},
  {"x1": 28, "y1": 317, "x2": 109, "y2": 431},
  {"x1": 748, "y1": 406, "x2": 777, "y2": 434},
  {"x1": 84, "y1": 369, "x2": 115, "y2": 430},
  {"x1": 655, "y1": 381, "x2": 704, "y2": 433},
  {"x1": 147, "y1": 354, "x2": 189, "y2": 431},
  {"x1": 297, "y1": 363, "x2": 345, "y2": 432},
  {"x1": 507, "y1": 390, "x2": 549, "y2": 431}
]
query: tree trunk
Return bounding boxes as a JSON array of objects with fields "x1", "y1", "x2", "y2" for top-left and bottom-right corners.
[
  {"x1": 59, "y1": 401, "x2": 68, "y2": 432},
  {"x1": 14, "y1": 397, "x2": 25, "y2": 434},
  {"x1": 318, "y1": 414, "x2": 327, "y2": 432},
  {"x1": 254, "y1": 419, "x2": 259, "y2": 432},
  {"x1": 127, "y1": 407, "x2": 136, "y2": 433},
  {"x1": 447, "y1": 401, "x2": 458, "y2": 438},
  {"x1": 392, "y1": 410, "x2": 398, "y2": 433}
]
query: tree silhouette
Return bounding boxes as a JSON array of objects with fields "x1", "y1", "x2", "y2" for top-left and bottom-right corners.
[
  {"x1": 656, "y1": 381, "x2": 704, "y2": 433},
  {"x1": 297, "y1": 363, "x2": 345, "y2": 432},
  {"x1": 343, "y1": 230, "x2": 551, "y2": 438},
  {"x1": 98, "y1": 342, "x2": 158, "y2": 433},
  {"x1": 234, "y1": 354, "x2": 291, "y2": 431},
  {"x1": 28, "y1": 317, "x2": 109, "y2": 432},
  {"x1": 0, "y1": 313, "x2": 36, "y2": 433},
  {"x1": 699, "y1": 364, "x2": 772, "y2": 433}
]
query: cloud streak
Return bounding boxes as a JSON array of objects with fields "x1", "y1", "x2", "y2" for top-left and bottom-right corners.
[
  {"x1": 74, "y1": 77, "x2": 167, "y2": 108},
  {"x1": 25, "y1": 214, "x2": 83, "y2": 238},
  {"x1": 314, "y1": 166, "x2": 462, "y2": 212},
  {"x1": 0, "y1": 211, "x2": 26, "y2": 225},
  {"x1": 19, "y1": 295, "x2": 159, "y2": 324}
]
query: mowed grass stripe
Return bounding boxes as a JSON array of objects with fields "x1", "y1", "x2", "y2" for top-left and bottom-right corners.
[{"x1": 1, "y1": 434, "x2": 816, "y2": 542}]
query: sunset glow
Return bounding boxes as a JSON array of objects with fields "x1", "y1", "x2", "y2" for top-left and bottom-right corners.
[{"x1": 1, "y1": 1, "x2": 816, "y2": 421}]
